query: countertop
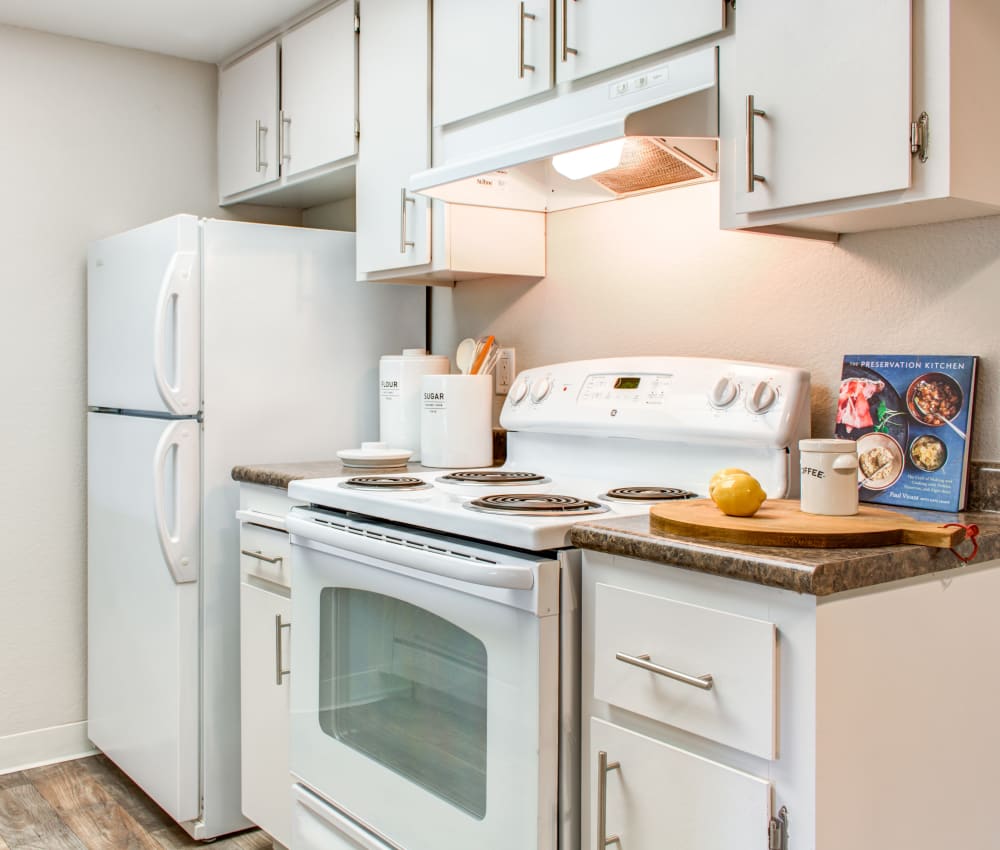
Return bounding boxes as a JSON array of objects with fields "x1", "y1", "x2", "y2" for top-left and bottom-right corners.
[{"x1": 231, "y1": 459, "x2": 434, "y2": 489}]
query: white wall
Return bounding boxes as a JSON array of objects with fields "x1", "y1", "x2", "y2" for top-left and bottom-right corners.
[
  {"x1": 0, "y1": 24, "x2": 299, "y2": 767},
  {"x1": 432, "y1": 182, "x2": 1000, "y2": 460}
]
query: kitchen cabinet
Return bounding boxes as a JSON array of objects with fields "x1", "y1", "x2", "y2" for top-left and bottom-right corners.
[
  {"x1": 238, "y1": 484, "x2": 300, "y2": 849},
  {"x1": 218, "y1": 1, "x2": 358, "y2": 207},
  {"x1": 433, "y1": 0, "x2": 725, "y2": 128},
  {"x1": 720, "y1": 0, "x2": 1000, "y2": 236},
  {"x1": 582, "y1": 548, "x2": 1000, "y2": 850},
  {"x1": 357, "y1": 0, "x2": 546, "y2": 284}
]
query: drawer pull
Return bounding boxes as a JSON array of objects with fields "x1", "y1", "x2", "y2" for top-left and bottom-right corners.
[
  {"x1": 615, "y1": 651, "x2": 714, "y2": 691},
  {"x1": 241, "y1": 548, "x2": 283, "y2": 565},
  {"x1": 597, "y1": 750, "x2": 620, "y2": 847}
]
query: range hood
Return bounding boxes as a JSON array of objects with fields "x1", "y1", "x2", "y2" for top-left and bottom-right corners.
[{"x1": 410, "y1": 47, "x2": 719, "y2": 213}]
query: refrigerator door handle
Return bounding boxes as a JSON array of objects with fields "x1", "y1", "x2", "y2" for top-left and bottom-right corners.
[
  {"x1": 153, "y1": 420, "x2": 200, "y2": 583},
  {"x1": 153, "y1": 251, "x2": 200, "y2": 415}
]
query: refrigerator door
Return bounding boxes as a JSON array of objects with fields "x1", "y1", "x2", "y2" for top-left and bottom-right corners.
[
  {"x1": 88, "y1": 214, "x2": 201, "y2": 415},
  {"x1": 87, "y1": 411, "x2": 201, "y2": 823}
]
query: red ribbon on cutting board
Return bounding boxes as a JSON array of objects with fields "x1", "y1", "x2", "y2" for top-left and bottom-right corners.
[{"x1": 945, "y1": 523, "x2": 980, "y2": 563}]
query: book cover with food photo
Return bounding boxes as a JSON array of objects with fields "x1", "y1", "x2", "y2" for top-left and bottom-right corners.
[{"x1": 836, "y1": 355, "x2": 978, "y2": 511}]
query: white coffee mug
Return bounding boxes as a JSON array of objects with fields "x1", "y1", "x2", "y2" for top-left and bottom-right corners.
[
  {"x1": 799, "y1": 438, "x2": 859, "y2": 516},
  {"x1": 420, "y1": 374, "x2": 493, "y2": 468}
]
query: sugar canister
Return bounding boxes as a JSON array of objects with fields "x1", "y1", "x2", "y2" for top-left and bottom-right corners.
[{"x1": 799, "y1": 438, "x2": 859, "y2": 516}]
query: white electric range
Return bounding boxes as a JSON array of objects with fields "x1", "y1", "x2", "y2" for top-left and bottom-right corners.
[{"x1": 284, "y1": 356, "x2": 811, "y2": 850}]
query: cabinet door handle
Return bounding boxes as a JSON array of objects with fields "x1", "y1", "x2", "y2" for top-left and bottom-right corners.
[
  {"x1": 519, "y1": 2, "x2": 536, "y2": 78},
  {"x1": 597, "y1": 750, "x2": 621, "y2": 847},
  {"x1": 279, "y1": 110, "x2": 292, "y2": 165},
  {"x1": 255, "y1": 119, "x2": 268, "y2": 173},
  {"x1": 746, "y1": 94, "x2": 767, "y2": 193},
  {"x1": 615, "y1": 651, "x2": 714, "y2": 690},
  {"x1": 275, "y1": 615, "x2": 291, "y2": 685},
  {"x1": 561, "y1": 0, "x2": 578, "y2": 62},
  {"x1": 241, "y1": 548, "x2": 283, "y2": 565},
  {"x1": 400, "y1": 188, "x2": 416, "y2": 253}
]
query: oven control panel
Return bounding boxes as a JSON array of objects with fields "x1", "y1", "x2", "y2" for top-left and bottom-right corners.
[{"x1": 501, "y1": 356, "x2": 811, "y2": 448}]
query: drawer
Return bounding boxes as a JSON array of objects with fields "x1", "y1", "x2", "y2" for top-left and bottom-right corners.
[
  {"x1": 593, "y1": 582, "x2": 777, "y2": 759},
  {"x1": 240, "y1": 521, "x2": 292, "y2": 588}
]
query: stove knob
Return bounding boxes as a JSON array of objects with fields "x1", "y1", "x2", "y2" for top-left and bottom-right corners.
[
  {"x1": 509, "y1": 377, "x2": 530, "y2": 406},
  {"x1": 746, "y1": 380, "x2": 778, "y2": 414},
  {"x1": 709, "y1": 376, "x2": 739, "y2": 408},
  {"x1": 530, "y1": 375, "x2": 553, "y2": 403}
]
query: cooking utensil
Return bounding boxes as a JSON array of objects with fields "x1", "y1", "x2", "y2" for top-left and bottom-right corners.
[
  {"x1": 479, "y1": 343, "x2": 501, "y2": 376},
  {"x1": 910, "y1": 392, "x2": 967, "y2": 439},
  {"x1": 470, "y1": 335, "x2": 495, "y2": 375},
  {"x1": 650, "y1": 498, "x2": 966, "y2": 550},
  {"x1": 456, "y1": 338, "x2": 477, "y2": 374},
  {"x1": 858, "y1": 459, "x2": 892, "y2": 490}
]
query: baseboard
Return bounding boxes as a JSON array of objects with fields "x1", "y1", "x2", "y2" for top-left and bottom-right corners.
[{"x1": 0, "y1": 721, "x2": 97, "y2": 775}]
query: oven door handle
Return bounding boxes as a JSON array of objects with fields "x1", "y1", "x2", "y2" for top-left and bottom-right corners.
[{"x1": 287, "y1": 516, "x2": 535, "y2": 591}]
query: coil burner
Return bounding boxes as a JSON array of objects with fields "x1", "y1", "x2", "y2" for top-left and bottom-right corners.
[
  {"x1": 437, "y1": 470, "x2": 549, "y2": 486},
  {"x1": 339, "y1": 475, "x2": 431, "y2": 491},
  {"x1": 464, "y1": 493, "x2": 609, "y2": 517},
  {"x1": 601, "y1": 486, "x2": 699, "y2": 502}
]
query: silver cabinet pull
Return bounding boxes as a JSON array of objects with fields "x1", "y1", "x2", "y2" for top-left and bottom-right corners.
[
  {"x1": 597, "y1": 750, "x2": 621, "y2": 847},
  {"x1": 615, "y1": 651, "x2": 714, "y2": 690},
  {"x1": 279, "y1": 110, "x2": 292, "y2": 165},
  {"x1": 746, "y1": 94, "x2": 767, "y2": 193},
  {"x1": 400, "y1": 188, "x2": 416, "y2": 253},
  {"x1": 519, "y1": 2, "x2": 536, "y2": 78},
  {"x1": 275, "y1": 615, "x2": 291, "y2": 685},
  {"x1": 241, "y1": 548, "x2": 284, "y2": 565},
  {"x1": 255, "y1": 119, "x2": 268, "y2": 173},
  {"x1": 561, "y1": 0, "x2": 578, "y2": 61}
]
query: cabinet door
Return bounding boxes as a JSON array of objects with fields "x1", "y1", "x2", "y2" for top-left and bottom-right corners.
[
  {"x1": 241, "y1": 583, "x2": 292, "y2": 847},
  {"x1": 589, "y1": 718, "x2": 772, "y2": 850},
  {"x1": 218, "y1": 42, "x2": 280, "y2": 198},
  {"x1": 357, "y1": 0, "x2": 431, "y2": 275},
  {"x1": 722, "y1": 0, "x2": 911, "y2": 215},
  {"x1": 556, "y1": 0, "x2": 725, "y2": 84},
  {"x1": 281, "y1": 1, "x2": 358, "y2": 177},
  {"x1": 433, "y1": 0, "x2": 552, "y2": 127}
]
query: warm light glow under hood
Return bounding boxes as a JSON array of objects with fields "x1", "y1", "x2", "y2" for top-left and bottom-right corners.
[{"x1": 410, "y1": 47, "x2": 719, "y2": 213}]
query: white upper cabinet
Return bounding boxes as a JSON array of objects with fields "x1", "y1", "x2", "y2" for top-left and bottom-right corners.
[
  {"x1": 281, "y1": 3, "x2": 358, "y2": 177},
  {"x1": 433, "y1": 0, "x2": 553, "y2": 127},
  {"x1": 556, "y1": 0, "x2": 726, "y2": 84},
  {"x1": 218, "y1": 41, "x2": 280, "y2": 198},
  {"x1": 356, "y1": 0, "x2": 431, "y2": 275}
]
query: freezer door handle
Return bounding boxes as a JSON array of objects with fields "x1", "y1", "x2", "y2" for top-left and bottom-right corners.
[
  {"x1": 153, "y1": 420, "x2": 200, "y2": 583},
  {"x1": 153, "y1": 250, "x2": 200, "y2": 415}
]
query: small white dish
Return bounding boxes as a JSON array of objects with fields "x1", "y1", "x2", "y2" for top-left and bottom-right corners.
[{"x1": 337, "y1": 442, "x2": 413, "y2": 469}]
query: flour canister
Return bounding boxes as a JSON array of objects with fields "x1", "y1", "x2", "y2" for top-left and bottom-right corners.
[
  {"x1": 420, "y1": 374, "x2": 493, "y2": 468},
  {"x1": 799, "y1": 438, "x2": 859, "y2": 516},
  {"x1": 379, "y1": 349, "x2": 450, "y2": 461}
]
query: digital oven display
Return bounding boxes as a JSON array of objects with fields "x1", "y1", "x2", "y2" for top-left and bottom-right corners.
[{"x1": 614, "y1": 377, "x2": 641, "y2": 390}]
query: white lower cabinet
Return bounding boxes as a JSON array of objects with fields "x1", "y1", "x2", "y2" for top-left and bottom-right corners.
[{"x1": 239, "y1": 484, "x2": 300, "y2": 849}]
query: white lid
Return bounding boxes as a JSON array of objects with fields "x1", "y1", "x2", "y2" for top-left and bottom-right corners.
[
  {"x1": 403, "y1": 348, "x2": 427, "y2": 356},
  {"x1": 799, "y1": 438, "x2": 857, "y2": 453},
  {"x1": 380, "y1": 349, "x2": 449, "y2": 361}
]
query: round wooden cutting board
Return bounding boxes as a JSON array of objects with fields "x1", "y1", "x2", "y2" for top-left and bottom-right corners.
[{"x1": 649, "y1": 499, "x2": 965, "y2": 549}]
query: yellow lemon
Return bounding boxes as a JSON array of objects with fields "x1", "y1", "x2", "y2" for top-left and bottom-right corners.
[
  {"x1": 708, "y1": 467, "x2": 752, "y2": 499},
  {"x1": 710, "y1": 473, "x2": 767, "y2": 517}
]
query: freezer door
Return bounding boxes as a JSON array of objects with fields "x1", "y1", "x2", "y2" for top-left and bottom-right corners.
[
  {"x1": 88, "y1": 214, "x2": 201, "y2": 415},
  {"x1": 87, "y1": 411, "x2": 201, "y2": 823}
]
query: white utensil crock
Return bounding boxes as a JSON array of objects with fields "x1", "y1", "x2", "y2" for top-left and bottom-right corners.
[
  {"x1": 799, "y1": 438, "x2": 859, "y2": 516},
  {"x1": 420, "y1": 374, "x2": 493, "y2": 468},
  {"x1": 379, "y1": 349, "x2": 450, "y2": 461}
]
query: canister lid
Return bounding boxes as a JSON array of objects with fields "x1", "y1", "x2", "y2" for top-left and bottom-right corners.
[
  {"x1": 799, "y1": 438, "x2": 857, "y2": 453},
  {"x1": 381, "y1": 349, "x2": 449, "y2": 361},
  {"x1": 403, "y1": 348, "x2": 427, "y2": 356}
]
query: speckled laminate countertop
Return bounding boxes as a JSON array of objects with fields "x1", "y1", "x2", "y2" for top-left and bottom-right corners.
[
  {"x1": 231, "y1": 459, "x2": 439, "y2": 489},
  {"x1": 569, "y1": 507, "x2": 1000, "y2": 596}
]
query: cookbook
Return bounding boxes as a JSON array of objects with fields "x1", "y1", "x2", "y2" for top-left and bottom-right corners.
[{"x1": 835, "y1": 355, "x2": 978, "y2": 512}]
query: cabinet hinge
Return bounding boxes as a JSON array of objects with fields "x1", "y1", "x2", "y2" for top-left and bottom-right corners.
[
  {"x1": 768, "y1": 806, "x2": 788, "y2": 850},
  {"x1": 354, "y1": 12, "x2": 360, "y2": 32},
  {"x1": 354, "y1": 118, "x2": 360, "y2": 139},
  {"x1": 910, "y1": 111, "x2": 929, "y2": 163}
]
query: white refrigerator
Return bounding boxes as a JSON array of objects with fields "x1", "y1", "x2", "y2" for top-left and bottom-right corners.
[{"x1": 86, "y1": 214, "x2": 425, "y2": 839}]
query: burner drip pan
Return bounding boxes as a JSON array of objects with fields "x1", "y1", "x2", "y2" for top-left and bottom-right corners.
[
  {"x1": 601, "y1": 486, "x2": 698, "y2": 502},
  {"x1": 339, "y1": 475, "x2": 431, "y2": 491},
  {"x1": 438, "y1": 470, "x2": 549, "y2": 486},
  {"x1": 464, "y1": 493, "x2": 609, "y2": 517}
]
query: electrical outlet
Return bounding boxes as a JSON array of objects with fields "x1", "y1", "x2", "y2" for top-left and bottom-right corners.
[{"x1": 495, "y1": 348, "x2": 515, "y2": 394}]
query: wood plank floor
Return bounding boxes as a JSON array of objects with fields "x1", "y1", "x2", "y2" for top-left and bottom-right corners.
[{"x1": 0, "y1": 757, "x2": 272, "y2": 850}]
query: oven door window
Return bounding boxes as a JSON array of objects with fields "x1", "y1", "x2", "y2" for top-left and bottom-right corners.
[{"x1": 319, "y1": 588, "x2": 488, "y2": 820}]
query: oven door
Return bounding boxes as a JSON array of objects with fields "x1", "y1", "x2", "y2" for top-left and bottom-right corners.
[{"x1": 288, "y1": 511, "x2": 560, "y2": 850}]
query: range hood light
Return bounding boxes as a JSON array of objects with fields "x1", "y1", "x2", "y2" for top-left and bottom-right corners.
[{"x1": 551, "y1": 139, "x2": 626, "y2": 180}]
